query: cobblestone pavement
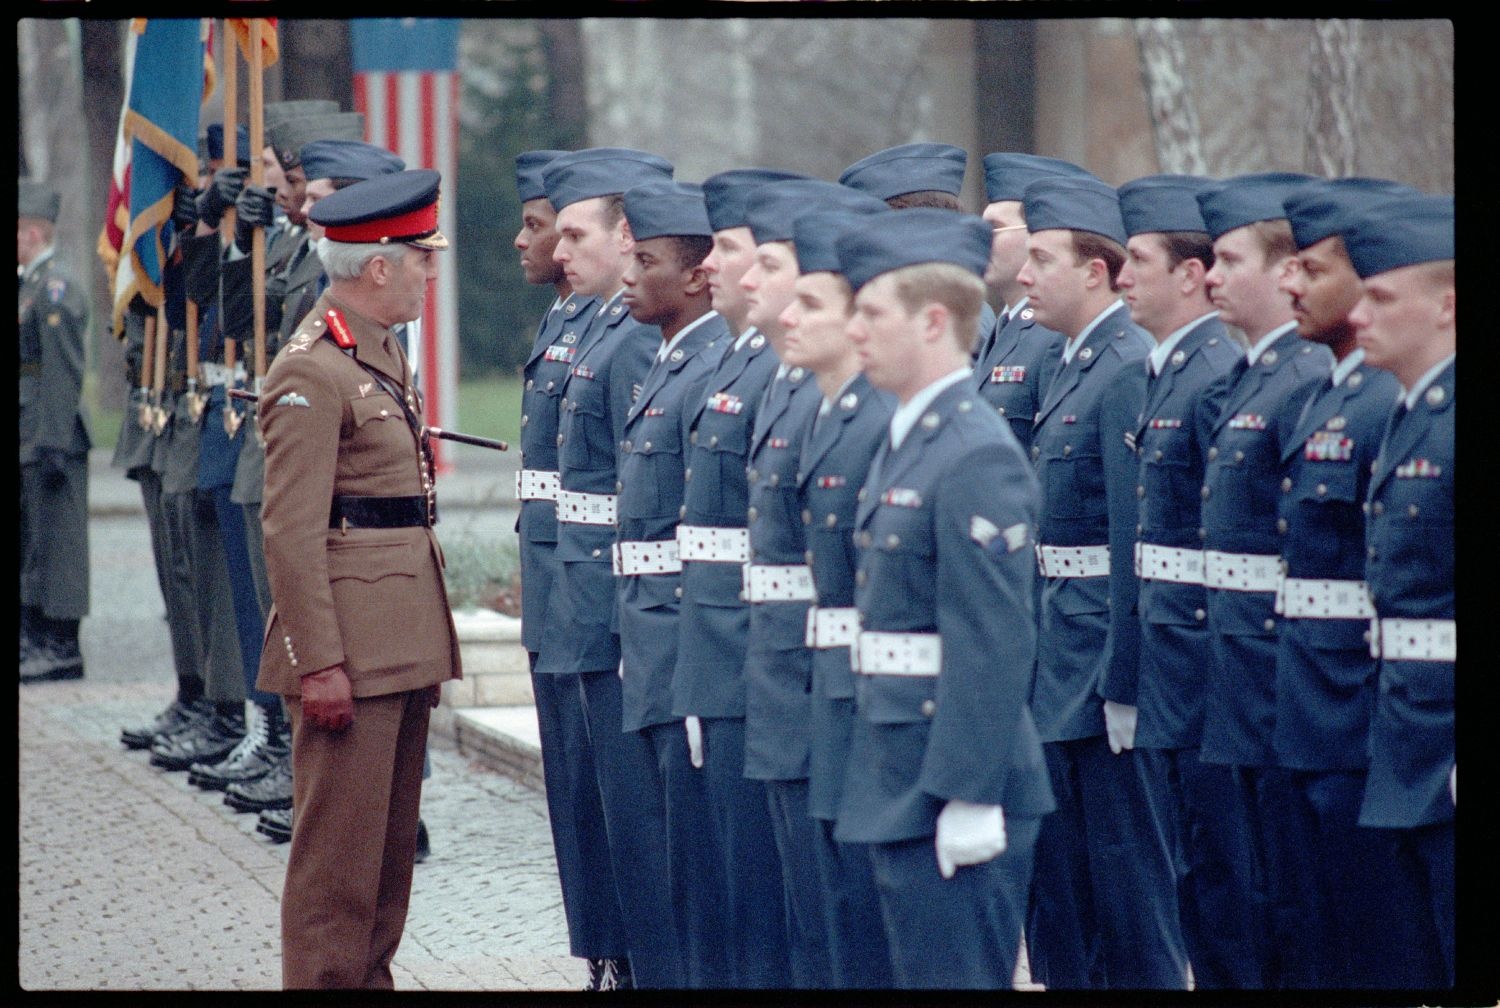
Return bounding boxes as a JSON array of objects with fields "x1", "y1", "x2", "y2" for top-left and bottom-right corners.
[{"x1": 18, "y1": 507, "x2": 581, "y2": 992}]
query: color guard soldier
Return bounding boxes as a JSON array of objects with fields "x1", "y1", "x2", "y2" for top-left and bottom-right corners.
[
  {"x1": 1195, "y1": 172, "x2": 1332, "y2": 988},
  {"x1": 18, "y1": 179, "x2": 91, "y2": 683},
  {"x1": 1016, "y1": 174, "x2": 1184, "y2": 989},
  {"x1": 780, "y1": 203, "x2": 896, "y2": 987},
  {"x1": 973, "y1": 153, "x2": 1093, "y2": 453},
  {"x1": 1343, "y1": 192, "x2": 1455, "y2": 987},
  {"x1": 540, "y1": 148, "x2": 683, "y2": 988},
  {"x1": 510, "y1": 149, "x2": 627, "y2": 991},
  {"x1": 836, "y1": 208, "x2": 1053, "y2": 988},
  {"x1": 1113, "y1": 174, "x2": 1244, "y2": 986},
  {"x1": 258, "y1": 169, "x2": 459, "y2": 989}
]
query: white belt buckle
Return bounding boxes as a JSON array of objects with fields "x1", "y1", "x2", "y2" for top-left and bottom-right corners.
[{"x1": 805, "y1": 606, "x2": 859, "y2": 648}]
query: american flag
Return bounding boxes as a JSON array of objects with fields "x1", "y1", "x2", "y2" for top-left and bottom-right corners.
[{"x1": 351, "y1": 18, "x2": 461, "y2": 471}]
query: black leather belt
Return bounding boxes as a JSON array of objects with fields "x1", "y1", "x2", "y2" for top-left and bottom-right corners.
[{"x1": 329, "y1": 495, "x2": 435, "y2": 530}]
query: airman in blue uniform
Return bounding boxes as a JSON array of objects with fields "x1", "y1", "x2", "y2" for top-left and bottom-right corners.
[
  {"x1": 836, "y1": 208, "x2": 1053, "y2": 988},
  {"x1": 1343, "y1": 193, "x2": 1455, "y2": 987},
  {"x1": 1195, "y1": 173, "x2": 1332, "y2": 988},
  {"x1": 781, "y1": 204, "x2": 896, "y2": 987},
  {"x1": 1113, "y1": 174, "x2": 1248, "y2": 988},
  {"x1": 539, "y1": 148, "x2": 681, "y2": 989},
  {"x1": 973, "y1": 153, "x2": 1093, "y2": 453},
  {"x1": 1016, "y1": 174, "x2": 1184, "y2": 989}
]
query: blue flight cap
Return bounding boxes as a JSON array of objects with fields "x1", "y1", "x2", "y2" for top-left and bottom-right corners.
[
  {"x1": 310, "y1": 168, "x2": 448, "y2": 250},
  {"x1": 542, "y1": 148, "x2": 674, "y2": 212},
  {"x1": 838, "y1": 142, "x2": 968, "y2": 200},
  {"x1": 1022, "y1": 175, "x2": 1129, "y2": 246},
  {"x1": 203, "y1": 123, "x2": 252, "y2": 167},
  {"x1": 1117, "y1": 174, "x2": 1216, "y2": 236},
  {"x1": 300, "y1": 140, "x2": 405, "y2": 184},
  {"x1": 623, "y1": 181, "x2": 713, "y2": 240},
  {"x1": 515, "y1": 150, "x2": 570, "y2": 204},
  {"x1": 746, "y1": 179, "x2": 892, "y2": 246},
  {"x1": 270, "y1": 112, "x2": 365, "y2": 171},
  {"x1": 836, "y1": 208, "x2": 992, "y2": 292},
  {"x1": 1196, "y1": 171, "x2": 1318, "y2": 239},
  {"x1": 982, "y1": 152, "x2": 1095, "y2": 203},
  {"x1": 1282, "y1": 177, "x2": 1422, "y2": 251},
  {"x1": 701, "y1": 168, "x2": 813, "y2": 232},
  {"x1": 792, "y1": 198, "x2": 892, "y2": 275},
  {"x1": 18, "y1": 179, "x2": 60, "y2": 222},
  {"x1": 1341, "y1": 193, "x2": 1454, "y2": 279}
]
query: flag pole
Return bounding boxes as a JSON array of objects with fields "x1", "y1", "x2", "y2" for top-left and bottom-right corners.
[
  {"x1": 151, "y1": 300, "x2": 170, "y2": 434},
  {"x1": 248, "y1": 18, "x2": 268, "y2": 394},
  {"x1": 138, "y1": 312, "x2": 156, "y2": 431},
  {"x1": 221, "y1": 19, "x2": 242, "y2": 440}
]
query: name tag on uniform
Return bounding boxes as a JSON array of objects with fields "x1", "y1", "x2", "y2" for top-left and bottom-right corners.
[
  {"x1": 1149, "y1": 418, "x2": 1182, "y2": 429},
  {"x1": 816, "y1": 475, "x2": 845, "y2": 489},
  {"x1": 571, "y1": 365, "x2": 595, "y2": 380},
  {"x1": 708, "y1": 392, "x2": 744, "y2": 414},
  {"x1": 881, "y1": 487, "x2": 922, "y2": 508},
  {"x1": 1395, "y1": 458, "x2": 1442, "y2": 478},
  {"x1": 990, "y1": 366, "x2": 1026, "y2": 384},
  {"x1": 1228, "y1": 413, "x2": 1267, "y2": 430},
  {"x1": 1304, "y1": 430, "x2": 1353, "y2": 462},
  {"x1": 543, "y1": 345, "x2": 575, "y2": 364}
]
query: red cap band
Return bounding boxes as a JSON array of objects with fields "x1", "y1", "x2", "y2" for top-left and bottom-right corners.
[{"x1": 323, "y1": 202, "x2": 438, "y2": 244}]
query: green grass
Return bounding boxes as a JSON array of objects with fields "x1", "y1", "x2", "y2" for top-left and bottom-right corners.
[
  {"x1": 84, "y1": 372, "x2": 124, "y2": 455},
  {"x1": 457, "y1": 373, "x2": 524, "y2": 447}
]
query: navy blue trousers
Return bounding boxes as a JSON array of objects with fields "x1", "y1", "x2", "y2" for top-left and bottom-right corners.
[
  {"x1": 1028, "y1": 735, "x2": 1189, "y2": 989},
  {"x1": 868, "y1": 816, "x2": 1041, "y2": 989},
  {"x1": 764, "y1": 778, "x2": 833, "y2": 988},
  {"x1": 810, "y1": 816, "x2": 893, "y2": 988},
  {"x1": 529, "y1": 658, "x2": 624, "y2": 959},
  {"x1": 577, "y1": 671, "x2": 683, "y2": 988},
  {"x1": 1388, "y1": 819, "x2": 1454, "y2": 989},
  {"x1": 208, "y1": 484, "x2": 276, "y2": 708},
  {"x1": 702, "y1": 716, "x2": 790, "y2": 988}
]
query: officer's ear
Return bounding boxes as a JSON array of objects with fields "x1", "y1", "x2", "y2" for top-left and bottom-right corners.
[
  {"x1": 684, "y1": 263, "x2": 711, "y2": 298},
  {"x1": 919, "y1": 300, "x2": 950, "y2": 345}
]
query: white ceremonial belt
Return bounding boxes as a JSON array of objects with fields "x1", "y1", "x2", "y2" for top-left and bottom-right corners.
[
  {"x1": 200, "y1": 362, "x2": 247, "y2": 387},
  {"x1": 1036, "y1": 543, "x2": 1111, "y2": 579},
  {"x1": 677, "y1": 524, "x2": 750, "y2": 563},
  {"x1": 1373, "y1": 618, "x2": 1456, "y2": 662},
  {"x1": 612, "y1": 539, "x2": 682, "y2": 576},
  {"x1": 515, "y1": 469, "x2": 560, "y2": 502},
  {"x1": 556, "y1": 490, "x2": 617, "y2": 526},
  {"x1": 805, "y1": 606, "x2": 859, "y2": 649},
  {"x1": 855, "y1": 631, "x2": 942, "y2": 677},
  {"x1": 1135, "y1": 542, "x2": 1204, "y2": 585},
  {"x1": 1202, "y1": 550, "x2": 1281, "y2": 593},
  {"x1": 743, "y1": 563, "x2": 817, "y2": 603},
  {"x1": 1275, "y1": 577, "x2": 1375, "y2": 619}
]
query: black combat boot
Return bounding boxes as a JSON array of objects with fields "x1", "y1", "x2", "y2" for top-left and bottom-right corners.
[
  {"x1": 19, "y1": 618, "x2": 84, "y2": 684},
  {"x1": 149, "y1": 704, "x2": 245, "y2": 771},
  {"x1": 256, "y1": 806, "x2": 293, "y2": 843},
  {"x1": 224, "y1": 720, "x2": 292, "y2": 812},
  {"x1": 121, "y1": 695, "x2": 213, "y2": 750},
  {"x1": 189, "y1": 701, "x2": 286, "y2": 790}
]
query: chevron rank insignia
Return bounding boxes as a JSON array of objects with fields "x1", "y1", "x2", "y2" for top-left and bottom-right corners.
[
  {"x1": 275, "y1": 392, "x2": 311, "y2": 407},
  {"x1": 631, "y1": 383, "x2": 642, "y2": 402},
  {"x1": 1002, "y1": 522, "x2": 1029, "y2": 553},
  {"x1": 1123, "y1": 431, "x2": 1137, "y2": 451},
  {"x1": 970, "y1": 515, "x2": 1000, "y2": 547}
]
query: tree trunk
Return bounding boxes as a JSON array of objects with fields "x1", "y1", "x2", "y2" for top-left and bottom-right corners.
[
  {"x1": 278, "y1": 20, "x2": 354, "y2": 107},
  {"x1": 1305, "y1": 20, "x2": 1361, "y2": 177},
  {"x1": 79, "y1": 20, "x2": 129, "y2": 410},
  {"x1": 537, "y1": 19, "x2": 588, "y2": 149},
  {"x1": 1133, "y1": 18, "x2": 1207, "y2": 175}
]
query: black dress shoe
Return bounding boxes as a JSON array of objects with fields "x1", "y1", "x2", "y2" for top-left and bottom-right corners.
[
  {"x1": 257, "y1": 806, "x2": 292, "y2": 843},
  {"x1": 189, "y1": 705, "x2": 287, "y2": 790},
  {"x1": 19, "y1": 639, "x2": 85, "y2": 684},
  {"x1": 224, "y1": 751, "x2": 292, "y2": 812},
  {"x1": 414, "y1": 818, "x2": 430, "y2": 864},
  {"x1": 122, "y1": 698, "x2": 213, "y2": 750},
  {"x1": 149, "y1": 709, "x2": 245, "y2": 771}
]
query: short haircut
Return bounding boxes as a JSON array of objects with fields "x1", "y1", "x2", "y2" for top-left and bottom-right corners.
[
  {"x1": 1246, "y1": 218, "x2": 1297, "y2": 267},
  {"x1": 1159, "y1": 230, "x2": 1216, "y2": 273},
  {"x1": 886, "y1": 190, "x2": 963, "y2": 212},
  {"x1": 888, "y1": 261, "x2": 986, "y2": 350},
  {"x1": 1420, "y1": 259, "x2": 1456, "y2": 288},
  {"x1": 599, "y1": 193, "x2": 626, "y2": 230},
  {"x1": 329, "y1": 177, "x2": 363, "y2": 192},
  {"x1": 665, "y1": 234, "x2": 713, "y2": 271},
  {"x1": 316, "y1": 236, "x2": 409, "y2": 281},
  {"x1": 1071, "y1": 231, "x2": 1128, "y2": 290}
]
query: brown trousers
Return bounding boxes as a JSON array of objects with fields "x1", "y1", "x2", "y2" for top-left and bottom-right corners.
[{"x1": 282, "y1": 689, "x2": 430, "y2": 989}]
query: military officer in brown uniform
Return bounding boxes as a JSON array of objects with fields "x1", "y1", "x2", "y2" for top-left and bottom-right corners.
[{"x1": 256, "y1": 169, "x2": 459, "y2": 989}]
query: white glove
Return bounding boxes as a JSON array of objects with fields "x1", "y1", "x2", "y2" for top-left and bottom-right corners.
[
  {"x1": 1450, "y1": 763, "x2": 1456, "y2": 806},
  {"x1": 685, "y1": 715, "x2": 704, "y2": 769},
  {"x1": 1103, "y1": 700, "x2": 1138, "y2": 755},
  {"x1": 617, "y1": 660, "x2": 625, "y2": 681},
  {"x1": 934, "y1": 800, "x2": 1006, "y2": 880}
]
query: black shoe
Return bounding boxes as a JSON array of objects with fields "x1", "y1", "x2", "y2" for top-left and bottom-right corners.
[
  {"x1": 257, "y1": 806, "x2": 292, "y2": 843},
  {"x1": 122, "y1": 697, "x2": 212, "y2": 750},
  {"x1": 19, "y1": 639, "x2": 85, "y2": 684},
  {"x1": 224, "y1": 750, "x2": 292, "y2": 812},
  {"x1": 189, "y1": 705, "x2": 286, "y2": 790},
  {"x1": 149, "y1": 708, "x2": 245, "y2": 771},
  {"x1": 414, "y1": 818, "x2": 430, "y2": 864}
]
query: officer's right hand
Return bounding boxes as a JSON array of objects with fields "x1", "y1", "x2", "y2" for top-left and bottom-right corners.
[
  {"x1": 685, "y1": 715, "x2": 704, "y2": 769},
  {"x1": 196, "y1": 166, "x2": 249, "y2": 228},
  {"x1": 302, "y1": 664, "x2": 354, "y2": 731},
  {"x1": 234, "y1": 184, "x2": 277, "y2": 251}
]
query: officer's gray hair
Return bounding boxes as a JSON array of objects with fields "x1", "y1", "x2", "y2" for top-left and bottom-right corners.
[{"x1": 315, "y1": 237, "x2": 410, "y2": 281}]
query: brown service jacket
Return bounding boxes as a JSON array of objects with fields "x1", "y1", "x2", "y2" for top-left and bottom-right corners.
[{"x1": 255, "y1": 291, "x2": 461, "y2": 698}]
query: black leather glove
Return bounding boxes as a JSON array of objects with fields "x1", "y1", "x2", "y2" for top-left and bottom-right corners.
[
  {"x1": 171, "y1": 180, "x2": 199, "y2": 234},
  {"x1": 38, "y1": 447, "x2": 69, "y2": 487},
  {"x1": 195, "y1": 166, "x2": 248, "y2": 229},
  {"x1": 234, "y1": 184, "x2": 277, "y2": 253}
]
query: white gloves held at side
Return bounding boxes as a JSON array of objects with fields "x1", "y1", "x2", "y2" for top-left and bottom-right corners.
[
  {"x1": 685, "y1": 715, "x2": 704, "y2": 769},
  {"x1": 1103, "y1": 700, "x2": 1138, "y2": 755},
  {"x1": 934, "y1": 800, "x2": 1006, "y2": 879}
]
